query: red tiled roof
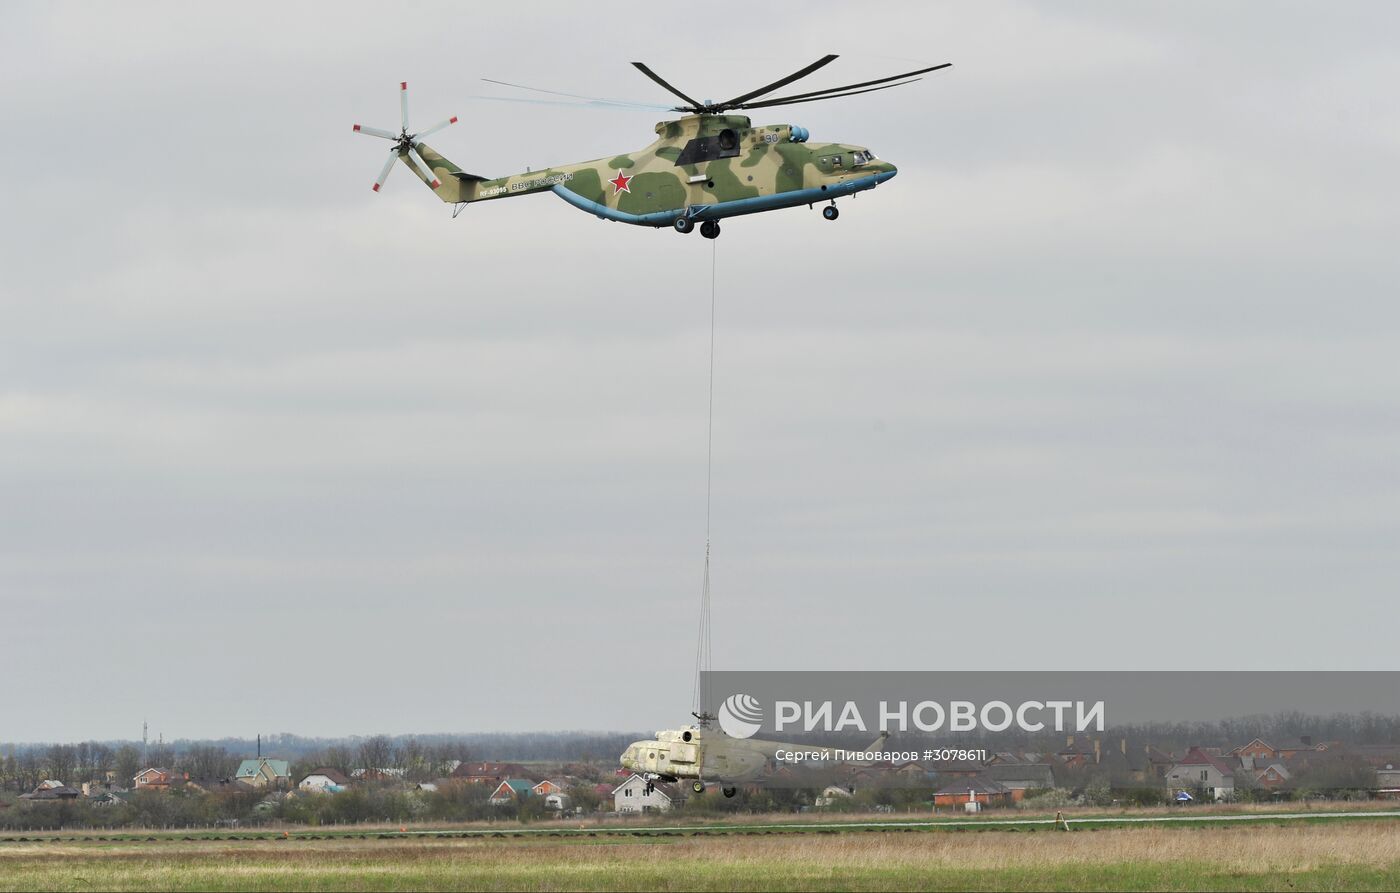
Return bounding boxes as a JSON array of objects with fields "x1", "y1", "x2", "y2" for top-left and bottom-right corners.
[{"x1": 1177, "y1": 746, "x2": 1236, "y2": 777}]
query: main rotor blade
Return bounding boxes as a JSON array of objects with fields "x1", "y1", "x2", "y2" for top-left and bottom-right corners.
[
  {"x1": 717, "y1": 54, "x2": 839, "y2": 108},
  {"x1": 466, "y1": 94, "x2": 673, "y2": 112},
  {"x1": 353, "y1": 124, "x2": 399, "y2": 140},
  {"x1": 738, "y1": 79, "x2": 925, "y2": 111},
  {"x1": 737, "y1": 62, "x2": 951, "y2": 109},
  {"x1": 406, "y1": 146, "x2": 441, "y2": 189},
  {"x1": 482, "y1": 78, "x2": 674, "y2": 110},
  {"x1": 631, "y1": 62, "x2": 703, "y2": 110},
  {"x1": 414, "y1": 116, "x2": 458, "y2": 140},
  {"x1": 372, "y1": 151, "x2": 397, "y2": 192},
  {"x1": 400, "y1": 81, "x2": 409, "y2": 131}
]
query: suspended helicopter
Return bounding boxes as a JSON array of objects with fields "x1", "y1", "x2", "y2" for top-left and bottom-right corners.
[
  {"x1": 353, "y1": 56, "x2": 950, "y2": 238},
  {"x1": 620, "y1": 716, "x2": 890, "y2": 798}
]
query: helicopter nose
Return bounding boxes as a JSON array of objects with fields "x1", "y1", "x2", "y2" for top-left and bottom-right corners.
[
  {"x1": 619, "y1": 743, "x2": 639, "y2": 768},
  {"x1": 872, "y1": 160, "x2": 898, "y2": 183}
]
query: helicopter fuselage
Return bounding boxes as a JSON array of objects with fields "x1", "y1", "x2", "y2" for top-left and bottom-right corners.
[
  {"x1": 413, "y1": 114, "x2": 896, "y2": 228},
  {"x1": 619, "y1": 723, "x2": 891, "y2": 787}
]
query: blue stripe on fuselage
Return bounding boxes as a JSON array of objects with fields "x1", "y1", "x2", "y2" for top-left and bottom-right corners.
[{"x1": 550, "y1": 170, "x2": 896, "y2": 227}]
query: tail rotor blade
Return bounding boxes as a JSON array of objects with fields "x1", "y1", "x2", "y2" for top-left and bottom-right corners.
[
  {"x1": 372, "y1": 151, "x2": 397, "y2": 192},
  {"x1": 400, "y1": 81, "x2": 409, "y2": 131},
  {"x1": 414, "y1": 116, "x2": 458, "y2": 140},
  {"x1": 406, "y1": 146, "x2": 441, "y2": 189},
  {"x1": 354, "y1": 123, "x2": 398, "y2": 140}
]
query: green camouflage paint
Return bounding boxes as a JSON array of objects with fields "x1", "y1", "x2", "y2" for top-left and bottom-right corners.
[{"x1": 405, "y1": 113, "x2": 896, "y2": 226}]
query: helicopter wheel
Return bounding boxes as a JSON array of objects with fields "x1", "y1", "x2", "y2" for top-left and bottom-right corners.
[
  {"x1": 722, "y1": 785, "x2": 737, "y2": 798},
  {"x1": 700, "y1": 220, "x2": 720, "y2": 240},
  {"x1": 691, "y1": 780, "x2": 705, "y2": 794},
  {"x1": 822, "y1": 204, "x2": 840, "y2": 221},
  {"x1": 674, "y1": 216, "x2": 695, "y2": 234}
]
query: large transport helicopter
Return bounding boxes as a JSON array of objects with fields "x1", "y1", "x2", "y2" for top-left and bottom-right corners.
[
  {"x1": 353, "y1": 56, "x2": 950, "y2": 238},
  {"x1": 619, "y1": 717, "x2": 890, "y2": 798}
]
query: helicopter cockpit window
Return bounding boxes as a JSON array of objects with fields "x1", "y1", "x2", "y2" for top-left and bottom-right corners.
[{"x1": 674, "y1": 128, "x2": 743, "y2": 166}]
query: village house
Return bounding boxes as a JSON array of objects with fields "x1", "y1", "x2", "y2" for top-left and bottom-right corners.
[
  {"x1": 1164, "y1": 747, "x2": 1237, "y2": 801},
  {"x1": 933, "y1": 778, "x2": 1012, "y2": 811},
  {"x1": 451, "y1": 761, "x2": 527, "y2": 784},
  {"x1": 1252, "y1": 762, "x2": 1292, "y2": 788},
  {"x1": 1274, "y1": 737, "x2": 1321, "y2": 760},
  {"x1": 298, "y1": 768, "x2": 351, "y2": 793},
  {"x1": 133, "y1": 768, "x2": 183, "y2": 790},
  {"x1": 906, "y1": 759, "x2": 983, "y2": 781},
  {"x1": 986, "y1": 752, "x2": 1047, "y2": 766},
  {"x1": 185, "y1": 777, "x2": 254, "y2": 795},
  {"x1": 613, "y1": 777, "x2": 685, "y2": 813},
  {"x1": 19, "y1": 781, "x2": 81, "y2": 802},
  {"x1": 488, "y1": 779, "x2": 534, "y2": 804},
  {"x1": 979, "y1": 763, "x2": 1057, "y2": 802},
  {"x1": 531, "y1": 779, "x2": 565, "y2": 797},
  {"x1": 352, "y1": 767, "x2": 406, "y2": 782},
  {"x1": 236, "y1": 759, "x2": 292, "y2": 790},
  {"x1": 1056, "y1": 737, "x2": 1101, "y2": 769},
  {"x1": 1230, "y1": 738, "x2": 1280, "y2": 761},
  {"x1": 1144, "y1": 745, "x2": 1177, "y2": 778}
]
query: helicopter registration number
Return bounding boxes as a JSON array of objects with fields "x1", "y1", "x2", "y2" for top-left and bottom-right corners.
[{"x1": 480, "y1": 171, "x2": 574, "y2": 198}]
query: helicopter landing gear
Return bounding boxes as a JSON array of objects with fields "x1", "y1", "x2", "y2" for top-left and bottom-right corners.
[
  {"x1": 700, "y1": 220, "x2": 721, "y2": 240},
  {"x1": 674, "y1": 216, "x2": 695, "y2": 234},
  {"x1": 722, "y1": 785, "x2": 737, "y2": 798},
  {"x1": 822, "y1": 204, "x2": 840, "y2": 221},
  {"x1": 691, "y1": 780, "x2": 705, "y2": 795},
  {"x1": 644, "y1": 780, "x2": 655, "y2": 795}
]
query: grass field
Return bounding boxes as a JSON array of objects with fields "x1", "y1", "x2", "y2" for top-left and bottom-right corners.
[{"x1": 3, "y1": 817, "x2": 1400, "y2": 891}]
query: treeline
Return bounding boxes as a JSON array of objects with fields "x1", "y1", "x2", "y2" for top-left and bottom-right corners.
[
  {"x1": 0, "y1": 783, "x2": 606, "y2": 831},
  {"x1": 0, "y1": 731, "x2": 646, "y2": 793},
  {"x1": 777, "y1": 710, "x2": 1400, "y2": 755},
  {"x1": 7, "y1": 710, "x2": 1398, "y2": 794},
  {"x1": 0, "y1": 783, "x2": 896, "y2": 831}
]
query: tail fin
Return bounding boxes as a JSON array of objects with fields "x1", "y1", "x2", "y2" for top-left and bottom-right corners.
[{"x1": 408, "y1": 142, "x2": 488, "y2": 204}]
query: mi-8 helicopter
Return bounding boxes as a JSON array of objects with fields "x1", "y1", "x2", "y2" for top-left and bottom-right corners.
[
  {"x1": 620, "y1": 714, "x2": 890, "y2": 797},
  {"x1": 353, "y1": 56, "x2": 950, "y2": 238}
]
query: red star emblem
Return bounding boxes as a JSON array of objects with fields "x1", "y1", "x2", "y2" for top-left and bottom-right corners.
[{"x1": 609, "y1": 169, "x2": 632, "y2": 195}]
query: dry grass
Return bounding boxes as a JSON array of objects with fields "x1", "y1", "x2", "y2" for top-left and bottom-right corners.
[{"x1": 3, "y1": 821, "x2": 1400, "y2": 891}]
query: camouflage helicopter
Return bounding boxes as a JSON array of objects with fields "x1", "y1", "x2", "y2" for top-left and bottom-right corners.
[
  {"x1": 620, "y1": 710, "x2": 890, "y2": 798},
  {"x1": 353, "y1": 56, "x2": 950, "y2": 238}
]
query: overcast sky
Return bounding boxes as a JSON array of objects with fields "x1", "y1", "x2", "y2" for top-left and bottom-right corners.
[{"x1": 2, "y1": 2, "x2": 1398, "y2": 743}]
